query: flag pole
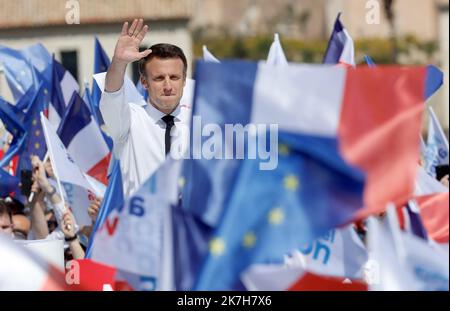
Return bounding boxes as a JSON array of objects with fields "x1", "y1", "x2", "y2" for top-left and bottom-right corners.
[{"x1": 39, "y1": 112, "x2": 68, "y2": 218}]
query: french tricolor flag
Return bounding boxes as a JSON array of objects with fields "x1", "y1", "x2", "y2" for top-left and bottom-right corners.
[
  {"x1": 193, "y1": 60, "x2": 427, "y2": 226},
  {"x1": 49, "y1": 58, "x2": 79, "y2": 128},
  {"x1": 57, "y1": 92, "x2": 111, "y2": 184},
  {"x1": 323, "y1": 13, "x2": 355, "y2": 67}
]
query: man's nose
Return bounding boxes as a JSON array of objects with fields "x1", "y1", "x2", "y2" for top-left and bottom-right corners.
[{"x1": 163, "y1": 76, "x2": 172, "y2": 90}]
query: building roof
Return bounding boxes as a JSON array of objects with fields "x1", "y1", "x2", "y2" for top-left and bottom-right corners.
[{"x1": 0, "y1": 0, "x2": 194, "y2": 29}]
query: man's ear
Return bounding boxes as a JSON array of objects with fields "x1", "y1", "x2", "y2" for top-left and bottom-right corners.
[{"x1": 140, "y1": 74, "x2": 148, "y2": 89}]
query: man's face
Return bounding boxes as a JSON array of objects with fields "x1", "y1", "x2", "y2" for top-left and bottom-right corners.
[
  {"x1": 0, "y1": 214, "x2": 13, "y2": 236},
  {"x1": 141, "y1": 57, "x2": 186, "y2": 114}
]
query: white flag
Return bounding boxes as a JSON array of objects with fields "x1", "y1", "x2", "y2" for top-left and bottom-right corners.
[
  {"x1": 202, "y1": 45, "x2": 220, "y2": 63},
  {"x1": 40, "y1": 113, "x2": 95, "y2": 192},
  {"x1": 266, "y1": 33, "x2": 288, "y2": 66},
  {"x1": 0, "y1": 236, "x2": 65, "y2": 290},
  {"x1": 367, "y1": 206, "x2": 449, "y2": 291},
  {"x1": 91, "y1": 158, "x2": 181, "y2": 289},
  {"x1": 284, "y1": 225, "x2": 368, "y2": 279}
]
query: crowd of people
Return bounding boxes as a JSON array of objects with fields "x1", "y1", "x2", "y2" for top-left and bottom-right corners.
[{"x1": 1, "y1": 146, "x2": 103, "y2": 263}]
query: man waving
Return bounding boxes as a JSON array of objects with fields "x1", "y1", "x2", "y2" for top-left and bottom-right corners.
[{"x1": 100, "y1": 19, "x2": 190, "y2": 197}]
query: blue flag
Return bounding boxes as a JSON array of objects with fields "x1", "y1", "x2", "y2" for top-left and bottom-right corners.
[
  {"x1": 424, "y1": 106, "x2": 449, "y2": 177},
  {"x1": 136, "y1": 80, "x2": 149, "y2": 101},
  {"x1": 20, "y1": 43, "x2": 52, "y2": 79},
  {"x1": 193, "y1": 133, "x2": 364, "y2": 290},
  {"x1": 85, "y1": 159, "x2": 124, "y2": 258},
  {"x1": 171, "y1": 198, "x2": 212, "y2": 290},
  {"x1": 0, "y1": 169, "x2": 20, "y2": 197},
  {"x1": 0, "y1": 46, "x2": 33, "y2": 102},
  {"x1": 0, "y1": 97, "x2": 27, "y2": 168},
  {"x1": 364, "y1": 54, "x2": 376, "y2": 68},
  {"x1": 17, "y1": 84, "x2": 48, "y2": 171},
  {"x1": 91, "y1": 37, "x2": 111, "y2": 123},
  {"x1": 0, "y1": 97, "x2": 26, "y2": 145},
  {"x1": 82, "y1": 83, "x2": 99, "y2": 125},
  {"x1": 425, "y1": 65, "x2": 444, "y2": 100}
]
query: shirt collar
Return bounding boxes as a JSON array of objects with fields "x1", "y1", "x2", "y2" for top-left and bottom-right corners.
[{"x1": 144, "y1": 100, "x2": 182, "y2": 124}]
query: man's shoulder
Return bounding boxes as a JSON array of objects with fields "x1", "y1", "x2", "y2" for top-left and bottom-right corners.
[{"x1": 128, "y1": 100, "x2": 148, "y2": 113}]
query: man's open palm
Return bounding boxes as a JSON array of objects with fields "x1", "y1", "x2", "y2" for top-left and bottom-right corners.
[{"x1": 114, "y1": 19, "x2": 151, "y2": 64}]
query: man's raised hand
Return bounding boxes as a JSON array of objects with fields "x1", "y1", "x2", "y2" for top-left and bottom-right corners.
[{"x1": 113, "y1": 18, "x2": 152, "y2": 64}]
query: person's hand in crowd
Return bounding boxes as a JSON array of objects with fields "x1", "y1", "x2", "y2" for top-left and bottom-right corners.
[
  {"x1": 61, "y1": 211, "x2": 76, "y2": 239},
  {"x1": 44, "y1": 158, "x2": 55, "y2": 179},
  {"x1": 30, "y1": 177, "x2": 41, "y2": 198},
  {"x1": 440, "y1": 175, "x2": 449, "y2": 188},
  {"x1": 88, "y1": 197, "x2": 102, "y2": 223},
  {"x1": 61, "y1": 211, "x2": 85, "y2": 260},
  {"x1": 31, "y1": 155, "x2": 53, "y2": 194}
]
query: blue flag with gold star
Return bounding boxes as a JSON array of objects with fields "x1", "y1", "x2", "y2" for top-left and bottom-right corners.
[
  {"x1": 17, "y1": 84, "x2": 48, "y2": 171},
  {"x1": 193, "y1": 133, "x2": 364, "y2": 290}
]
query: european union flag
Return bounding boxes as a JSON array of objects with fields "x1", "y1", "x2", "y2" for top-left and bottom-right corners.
[
  {"x1": 20, "y1": 43, "x2": 52, "y2": 79},
  {"x1": 193, "y1": 133, "x2": 364, "y2": 290},
  {"x1": 0, "y1": 97, "x2": 25, "y2": 145},
  {"x1": 0, "y1": 97, "x2": 28, "y2": 167},
  {"x1": 15, "y1": 83, "x2": 39, "y2": 112},
  {"x1": 0, "y1": 46, "x2": 33, "y2": 102},
  {"x1": 17, "y1": 84, "x2": 48, "y2": 171}
]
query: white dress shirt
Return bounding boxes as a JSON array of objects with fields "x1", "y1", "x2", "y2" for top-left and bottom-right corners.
[{"x1": 100, "y1": 84, "x2": 191, "y2": 197}]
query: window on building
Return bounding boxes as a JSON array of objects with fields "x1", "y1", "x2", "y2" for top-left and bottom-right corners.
[{"x1": 60, "y1": 50, "x2": 79, "y2": 82}]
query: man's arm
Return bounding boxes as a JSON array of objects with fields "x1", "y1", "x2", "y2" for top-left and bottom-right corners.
[
  {"x1": 100, "y1": 19, "x2": 152, "y2": 142},
  {"x1": 105, "y1": 19, "x2": 151, "y2": 92}
]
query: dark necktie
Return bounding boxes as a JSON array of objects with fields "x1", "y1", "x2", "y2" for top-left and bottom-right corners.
[{"x1": 161, "y1": 115, "x2": 175, "y2": 155}]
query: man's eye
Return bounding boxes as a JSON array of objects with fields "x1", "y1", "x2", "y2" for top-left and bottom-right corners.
[{"x1": 171, "y1": 76, "x2": 180, "y2": 81}]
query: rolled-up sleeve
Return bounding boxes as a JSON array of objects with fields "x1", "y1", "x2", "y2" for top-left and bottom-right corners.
[{"x1": 99, "y1": 84, "x2": 131, "y2": 142}]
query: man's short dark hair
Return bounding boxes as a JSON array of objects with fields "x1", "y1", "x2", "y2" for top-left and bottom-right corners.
[
  {"x1": 0, "y1": 200, "x2": 13, "y2": 223},
  {"x1": 139, "y1": 43, "x2": 187, "y2": 77}
]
